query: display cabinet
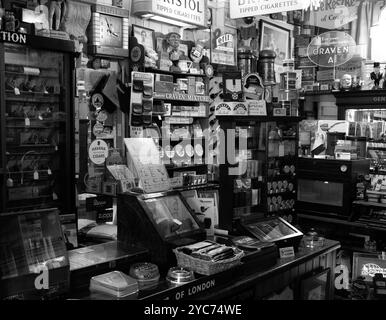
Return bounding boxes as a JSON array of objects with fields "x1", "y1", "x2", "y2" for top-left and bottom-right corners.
[
  {"x1": 217, "y1": 116, "x2": 301, "y2": 231},
  {"x1": 0, "y1": 35, "x2": 76, "y2": 215},
  {"x1": 129, "y1": 68, "x2": 212, "y2": 185}
]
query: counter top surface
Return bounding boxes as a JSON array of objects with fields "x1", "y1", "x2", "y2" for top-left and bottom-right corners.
[{"x1": 72, "y1": 239, "x2": 340, "y2": 300}]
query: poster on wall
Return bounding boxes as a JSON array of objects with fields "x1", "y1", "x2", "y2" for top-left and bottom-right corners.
[
  {"x1": 211, "y1": 28, "x2": 237, "y2": 66},
  {"x1": 260, "y1": 20, "x2": 291, "y2": 65}
]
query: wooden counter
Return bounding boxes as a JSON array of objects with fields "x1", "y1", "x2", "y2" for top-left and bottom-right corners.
[{"x1": 73, "y1": 239, "x2": 340, "y2": 300}]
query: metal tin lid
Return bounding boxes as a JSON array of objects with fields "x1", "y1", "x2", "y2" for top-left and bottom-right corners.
[
  {"x1": 166, "y1": 267, "x2": 195, "y2": 285},
  {"x1": 129, "y1": 262, "x2": 160, "y2": 280},
  {"x1": 258, "y1": 50, "x2": 276, "y2": 59}
]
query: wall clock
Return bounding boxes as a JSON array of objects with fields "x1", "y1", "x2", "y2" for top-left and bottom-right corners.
[{"x1": 87, "y1": 4, "x2": 129, "y2": 58}]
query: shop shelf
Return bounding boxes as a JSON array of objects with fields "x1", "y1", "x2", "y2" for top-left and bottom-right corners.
[
  {"x1": 6, "y1": 117, "x2": 65, "y2": 122},
  {"x1": 5, "y1": 71, "x2": 58, "y2": 78},
  {"x1": 215, "y1": 115, "x2": 304, "y2": 122},
  {"x1": 6, "y1": 125, "x2": 61, "y2": 129},
  {"x1": 145, "y1": 67, "x2": 207, "y2": 78},
  {"x1": 353, "y1": 200, "x2": 386, "y2": 208},
  {"x1": 153, "y1": 92, "x2": 210, "y2": 103},
  {"x1": 165, "y1": 163, "x2": 207, "y2": 171},
  {"x1": 172, "y1": 183, "x2": 219, "y2": 193},
  {"x1": 7, "y1": 144, "x2": 57, "y2": 148}
]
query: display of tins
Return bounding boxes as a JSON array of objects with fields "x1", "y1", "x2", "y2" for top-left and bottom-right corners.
[
  {"x1": 194, "y1": 143, "x2": 204, "y2": 157},
  {"x1": 96, "y1": 110, "x2": 108, "y2": 122},
  {"x1": 175, "y1": 144, "x2": 185, "y2": 158},
  {"x1": 166, "y1": 267, "x2": 195, "y2": 287},
  {"x1": 257, "y1": 50, "x2": 276, "y2": 86},
  {"x1": 89, "y1": 271, "x2": 139, "y2": 298},
  {"x1": 164, "y1": 145, "x2": 175, "y2": 159},
  {"x1": 185, "y1": 144, "x2": 194, "y2": 158},
  {"x1": 93, "y1": 123, "x2": 104, "y2": 136},
  {"x1": 129, "y1": 262, "x2": 160, "y2": 290}
]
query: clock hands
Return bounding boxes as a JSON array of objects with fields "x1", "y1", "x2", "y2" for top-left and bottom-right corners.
[{"x1": 105, "y1": 17, "x2": 119, "y2": 38}]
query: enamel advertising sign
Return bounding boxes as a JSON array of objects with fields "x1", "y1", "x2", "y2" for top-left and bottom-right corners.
[{"x1": 307, "y1": 31, "x2": 356, "y2": 68}]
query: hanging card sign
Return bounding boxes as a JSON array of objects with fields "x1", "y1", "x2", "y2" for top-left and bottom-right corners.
[
  {"x1": 211, "y1": 28, "x2": 237, "y2": 66},
  {"x1": 307, "y1": 31, "x2": 356, "y2": 68},
  {"x1": 89, "y1": 139, "x2": 109, "y2": 165},
  {"x1": 230, "y1": 0, "x2": 308, "y2": 19},
  {"x1": 133, "y1": 0, "x2": 207, "y2": 27},
  {"x1": 307, "y1": 0, "x2": 359, "y2": 30}
]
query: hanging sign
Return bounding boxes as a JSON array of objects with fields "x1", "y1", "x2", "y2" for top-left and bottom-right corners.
[
  {"x1": 211, "y1": 28, "x2": 237, "y2": 66},
  {"x1": 230, "y1": 0, "x2": 308, "y2": 19},
  {"x1": 89, "y1": 139, "x2": 109, "y2": 165},
  {"x1": 307, "y1": 0, "x2": 359, "y2": 29},
  {"x1": 307, "y1": 31, "x2": 356, "y2": 68},
  {"x1": 133, "y1": 0, "x2": 207, "y2": 27}
]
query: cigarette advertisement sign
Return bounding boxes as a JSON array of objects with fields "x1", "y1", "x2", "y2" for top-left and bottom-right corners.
[
  {"x1": 307, "y1": 31, "x2": 356, "y2": 68},
  {"x1": 230, "y1": 0, "x2": 309, "y2": 19}
]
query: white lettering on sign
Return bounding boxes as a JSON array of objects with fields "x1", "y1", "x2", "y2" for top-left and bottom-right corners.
[
  {"x1": 230, "y1": 0, "x2": 308, "y2": 19},
  {"x1": 174, "y1": 279, "x2": 216, "y2": 300},
  {"x1": 307, "y1": 31, "x2": 356, "y2": 67},
  {"x1": 373, "y1": 97, "x2": 386, "y2": 103},
  {"x1": 361, "y1": 263, "x2": 386, "y2": 278},
  {"x1": 152, "y1": 0, "x2": 206, "y2": 27},
  {"x1": 0, "y1": 31, "x2": 27, "y2": 44},
  {"x1": 334, "y1": 264, "x2": 349, "y2": 290},
  {"x1": 89, "y1": 140, "x2": 109, "y2": 165},
  {"x1": 306, "y1": 0, "x2": 359, "y2": 29},
  {"x1": 216, "y1": 34, "x2": 233, "y2": 47},
  {"x1": 279, "y1": 246, "x2": 295, "y2": 259},
  {"x1": 34, "y1": 265, "x2": 49, "y2": 290}
]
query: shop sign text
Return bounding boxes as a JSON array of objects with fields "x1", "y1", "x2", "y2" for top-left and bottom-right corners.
[
  {"x1": 307, "y1": 0, "x2": 359, "y2": 29},
  {"x1": 307, "y1": 31, "x2": 356, "y2": 67},
  {"x1": 230, "y1": 0, "x2": 308, "y2": 19},
  {"x1": 0, "y1": 31, "x2": 27, "y2": 44},
  {"x1": 152, "y1": 0, "x2": 206, "y2": 27},
  {"x1": 89, "y1": 139, "x2": 109, "y2": 165},
  {"x1": 170, "y1": 279, "x2": 216, "y2": 300}
]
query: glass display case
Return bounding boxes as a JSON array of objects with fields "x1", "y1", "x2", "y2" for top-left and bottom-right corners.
[
  {"x1": 0, "y1": 39, "x2": 76, "y2": 214},
  {"x1": 0, "y1": 208, "x2": 69, "y2": 299},
  {"x1": 217, "y1": 116, "x2": 301, "y2": 231}
]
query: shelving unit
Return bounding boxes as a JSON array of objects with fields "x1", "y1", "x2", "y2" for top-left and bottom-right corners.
[
  {"x1": 217, "y1": 116, "x2": 301, "y2": 231},
  {"x1": 0, "y1": 38, "x2": 76, "y2": 215},
  {"x1": 131, "y1": 68, "x2": 211, "y2": 179}
]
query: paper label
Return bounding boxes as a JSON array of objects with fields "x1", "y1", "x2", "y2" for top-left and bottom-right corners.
[{"x1": 279, "y1": 246, "x2": 295, "y2": 259}]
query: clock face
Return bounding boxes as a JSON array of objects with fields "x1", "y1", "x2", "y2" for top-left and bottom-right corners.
[{"x1": 99, "y1": 14, "x2": 123, "y2": 48}]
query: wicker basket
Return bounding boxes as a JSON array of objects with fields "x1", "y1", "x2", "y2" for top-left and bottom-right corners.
[{"x1": 173, "y1": 246, "x2": 244, "y2": 276}]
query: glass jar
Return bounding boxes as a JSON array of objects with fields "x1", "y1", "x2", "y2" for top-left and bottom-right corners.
[
  {"x1": 258, "y1": 50, "x2": 276, "y2": 86},
  {"x1": 280, "y1": 59, "x2": 297, "y2": 91},
  {"x1": 238, "y1": 49, "x2": 257, "y2": 78}
]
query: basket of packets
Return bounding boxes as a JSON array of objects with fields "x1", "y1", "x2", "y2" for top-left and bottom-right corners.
[{"x1": 173, "y1": 240, "x2": 244, "y2": 276}]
